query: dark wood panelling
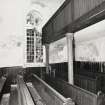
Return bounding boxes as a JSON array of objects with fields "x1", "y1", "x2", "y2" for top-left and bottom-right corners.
[
  {"x1": 24, "y1": 67, "x2": 41, "y2": 81},
  {"x1": 74, "y1": 74, "x2": 102, "y2": 93},
  {"x1": 45, "y1": 61, "x2": 105, "y2": 93},
  {"x1": 74, "y1": 61, "x2": 105, "y2": 74},
  {"x1": 45, "y1": 76, "x2": 105, "y2": 105},
  {"x1": 42, "y1": 0, "x2": 72, "y2": 44},
  {"x1": 74, "y1": 61, "x2": 105, "y2": 93},
  {"x1": 42, "y1": 0, "x2": 105, "y2": 44},
  {"x1": 46, "y1": 22, "x2": 53, "y2": 37},
  {"x1": 24, "y1": 67, "x2": 46, "y2": 82},
  {"x1": 43, "y1": 0, "x2": 72, "y2": 29},
  {"x1": 74, "y1": 0, "x2": 105, "y2": 20},
  {"x1": 50, "y1": 62, "x2": 68, "y2": 81},
  {"x1": 53, "y1": 3, "x2": 72, "y2": 33},
  {"x1": 53, "y1": 10, "x2": 65, "y2": 32},
  {"x1": 64, "y1": 1, "x2": 73, "y2": 26}
]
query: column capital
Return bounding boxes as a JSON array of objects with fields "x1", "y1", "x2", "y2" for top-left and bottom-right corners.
[{"x1": 65, "y1": 33, "x2": 74, "y2": 40}]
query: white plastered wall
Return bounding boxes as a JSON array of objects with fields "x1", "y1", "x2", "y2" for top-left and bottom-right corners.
[{"x1": 75, "y1": 19, "x2": 105, "y2": 62}]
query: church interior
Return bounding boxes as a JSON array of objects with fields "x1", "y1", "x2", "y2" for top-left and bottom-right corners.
[{"x1": 0, "y1": 0, "x2": 105, "y2": 105}]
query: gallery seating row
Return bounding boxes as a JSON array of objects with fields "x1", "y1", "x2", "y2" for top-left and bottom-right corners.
[
  {"x1": 74, "y1": 74, "x2": 102, "y2": 93},
  {"x1": 45, "y1": 75, "x2": 105, "y2": 105},
  {"x1": 74, "y1": 61, "x2": 105, "y2": 74}
]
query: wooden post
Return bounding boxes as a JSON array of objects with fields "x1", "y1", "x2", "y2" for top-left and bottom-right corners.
[{"x1": 66, "y1": 33, "x2": 74, "y2": 85}]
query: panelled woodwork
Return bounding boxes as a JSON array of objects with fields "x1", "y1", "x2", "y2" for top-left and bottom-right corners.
[
  {"x1": 74, "y1": 0, "x2": 105, "y2": 20},
  {"x1": 31, "y1": 74, "x2": 74, "y2": 105},
  {"x1": 46, "y1": 21, "x2": 53, "y2": 40},
  {"x1": 74, "y1": 74, "x2": 102, "y2": 93},
  {"x1": 50, "y1": 62, "x2": 68, "y2": 81},
  {"x1": 74, "y1": 61, "x2": 105, "y2": 93},
  {"x1": 24, "y1": 67, "x2": 43, "y2": 82},
  {"x1": 45, "y1": 76, "x2": 105, "y2": 105},
  {"x1": 53, "y1": 10, "x2": 65, "y2": 32},
  {"x1": 42, "y1": 0, "x2": 72, "y2": 44},
  {"x1": 74, "y1": 61, "x2": 105, "y2": 74},
  {"x1": 64, "y1": 2, "x2": 73, "y2": 26},
  {"x1": 42, "y1": 27, "x2": 49, "y2": 44},
  {"x1": 53, "y1": 1, "x2": 72, "y2": 34},
  {"x1": 46, "y1": 61, "x2": 105, "y2": 93},
  {"x1": 42, "y1": 0, "x2": 105, "y2": 44}
]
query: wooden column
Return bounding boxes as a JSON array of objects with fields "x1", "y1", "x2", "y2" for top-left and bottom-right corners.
[
  {"x1": 66, "y1": 33, "x2": 74, "y2": 85},
  {"x1": 45, "y1": 44, "x2": 50, "y2": 74}
]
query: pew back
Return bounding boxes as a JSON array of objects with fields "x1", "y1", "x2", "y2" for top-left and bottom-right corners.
[
  {"x1": 26, "y1": 82, "x2": 46, "y2": 105},
  {"x1": 0, "y1": 77, "x2": 6, "y2": 92},
  {"x1": 32, "y1": 74, "x2": 74, "y2": 105},
  {"x1": 45, "y1": 76, "x2": 105, "y2": 105},
  {"x1": 74, "y1": 74, "x2": 101, "y2": 93}
]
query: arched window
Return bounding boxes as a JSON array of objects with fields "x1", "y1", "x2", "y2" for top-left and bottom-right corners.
[{"x1": 26, "y1": 10, "x2": 43, "y2": 64}]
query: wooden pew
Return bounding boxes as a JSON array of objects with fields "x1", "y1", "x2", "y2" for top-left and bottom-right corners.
[
  {"x1": 26, "y1": 82, "x2": 46, "y2": 105},
  {"x1": 74, "y1": 74, "x2": 101, "y2": 93},
  {"x1": 31, "y1": 74, "x2": 75, "y2": 105},
  {"x1": 17, "y1": 75, "x2": 35, "y2": 105},
  {"x1": 0, "y1": 93, "x2": 10, "y2": 105},
  {"x1": 9, "y1": 85, "x2": 18, "y2": 105},
  {"x1": 45, "y1": 76, "x2": 105, "y2": 105},
  {"x1": 0, "y1": 76, "x2": 6, "y2": 93}
]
